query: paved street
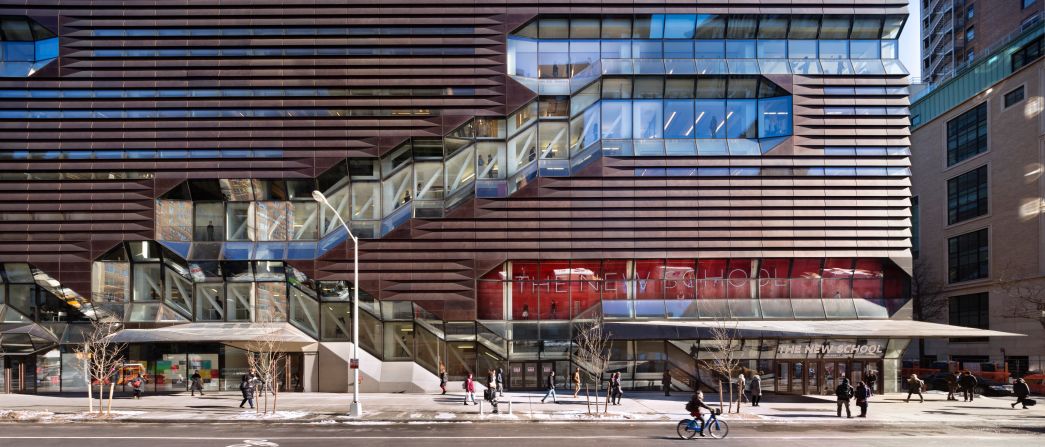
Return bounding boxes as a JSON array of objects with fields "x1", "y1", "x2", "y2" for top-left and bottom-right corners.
[{"x1": 0, "y1": 421, "x2": 1041, "y2": 447}]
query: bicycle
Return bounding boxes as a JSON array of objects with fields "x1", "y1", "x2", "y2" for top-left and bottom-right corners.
[{"x1": 676, "y1": 408, "x2": 729, "y2": 439}]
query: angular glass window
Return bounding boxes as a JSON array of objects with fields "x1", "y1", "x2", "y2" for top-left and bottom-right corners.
[
  {"x1": 725, "y1": 40, "x2": 756, "y2": 58},
  {"x1": 570, "y1": 18, "x2": 600, "y2": 39},
  {"x1": 757, "y1": 40, "x2": 787, "y2": 59},
  {"x1": 569, "y1": 106, "x2": 601, "y2": 155},
  {"x1": 601, "y1": 17, "x2": 632, "y2": 38},
  {"x1": 694, "y1": 40, "x2": 725, "y2": 58},
  {"x1": 819, "y1": 16, "x2": 851, "y2": 39},
  {"x1": 758, "y1": 97, "x2": 793, "y2": 139},
  {"x1": 819, "y1": 40, "x2": 849, "y2": 59},
  {"x1": 726, "y1": 100, "x2": 758, "y2": 139},
  {"x1": 726, "y1": 16, "x2": 758, "y2": 39},
  {"x1": 663, "y1": 14, "x2": 696, "y2": 39},
  {"x1": 789, "y1": 16, "x2": 821, "y2": 39},
  {"x1": 694, "y1": 15, "x2": 726, "y2": 39},
  {"x1": 538, "y1": 41, "x2": 569, "y2": 79},
  {"x1": 226, "y1": 283, "x2": 254, "y2": 321},
  {"x1": 195, "y1": 283, "x2": 225, "y2": 321},
  {"x1": 632, "y1": 100, "x2": 664, "y2": 139},
  {"x1": 476, "y1": 142, "x2": 506, "y2": 180},
  {"x1": 132, "y1": 264, "x2": 163, "y2": 301},
  {"x1": 758, "y1": 15, "x2": 789, "y2": 39},
  {"x1": 601, "y1": 100, "x2": 633, "y2": 139},
  {"x1": 289, "y1": 201, "x2": 318, "y2": 240},
  {"x1": 664, "y1": 100, "x2": 696, "y2": 139},
  {"x1": 849, "y1": 40, "x2": 881, "y2": 59},
  {"x1": 320, "y1": 303, "x2": 353, "y2": 340},
  {"x1": 538, "y1": 18, "x2": 569, "y2": 39},
  {"x1": 694, "y1": 100, "x2": 727, "y2": 138}
]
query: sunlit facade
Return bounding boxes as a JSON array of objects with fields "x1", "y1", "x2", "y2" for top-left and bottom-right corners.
[{"x1": 0, "y1": 1, "x2": 972, "y2": 396}]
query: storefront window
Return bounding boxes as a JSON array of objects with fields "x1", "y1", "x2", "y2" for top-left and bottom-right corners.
[
  {"x1": 384, "y1": 322, "x2": 415, "y2": 361},
  {"x1": 320, "y1": 302, "x2": 352, "y2": 340}
]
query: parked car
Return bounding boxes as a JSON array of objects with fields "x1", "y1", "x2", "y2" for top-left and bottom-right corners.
[{"x1": 924, "y1": 372, "x2": 1013, "y2": 397}]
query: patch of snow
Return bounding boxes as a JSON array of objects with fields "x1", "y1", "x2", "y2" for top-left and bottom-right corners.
[
  {"x1": 433, "y1": 412, "x2": 457, "y2": 420},
  {"x1": 232, "y1": 410, "x2": 309, "y2": 420},
  {"x1": 309, "y1": 419, "x2": 339, "y2": 425}
]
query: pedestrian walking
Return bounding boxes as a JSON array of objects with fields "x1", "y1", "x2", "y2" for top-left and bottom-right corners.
[
  {"x1": 855, "y1": 380, "x2": 870, "y2": 417},
  {"x1": 438, "y1": 364, "x2": 448, "y2": 395},
  {"x1": 865, "y1": 370, "x2": 878, "y2": 394},
  {"x1": 1012, "y1": 378, "x2": 1031, "y2": 409},
  {"x1": 541, "y1": 370, "x2": 558, "y2": 403},
  {"x1": 662, "y1": 370, "x2": 672, "y2": 396},
  {"x1": 946, "y1": 370, "x2": 960, "y2": 401},
  {"x1": 735, "y1": 373, "x2": 747, "y2": 405},
  {"x1": 129, "y1": 374, "x2": 147, "y2": 400},
  {"x1": 495, "y1": 367, "x2": 504, "y2": 397},
  {"x1": 835, "y1": 377, "x2": 854, "y2": 418},
  {"x1": 610, "y1": 371, "x2": 623, "y2": 405},
  {"x1": 905, "y1": 373, "x2": 925, "y2": 403},
  {"x1": 485, "y1": 372, "x2": 500, "y2": 414},
  {"x1": 749, "y1": 374, "x2": 762, "y2": 407},
  {"x1": 239, "y1": 369, "x2": 259, "y2": 409},
  {"x1": 190, "y1": 370, "x2": 205, "y2": 396},
  {"x1": 463, "y1": 373, "x2": 477, "y2": 405},
  {"x1": 959, "y1": 370, "x2": 977, "y2": 402},
  {"x1": 572, "y1": 368, "x2": 582, "y2": 398}
]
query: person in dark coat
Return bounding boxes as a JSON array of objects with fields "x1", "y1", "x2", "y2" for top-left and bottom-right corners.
[
  {"x1": 835, "y1": 377, "x2": 854, "y2": 418},
  {"x1": 958, "y1": 371, "x2": 978, "y2": 402},
  {"x1": 239, "y1": 369, "x2": 259, "y2": 409},
  {"x1": 610, "y1": 371, "x2": 623, "y2": 405},
  {"x1": 864, "y1": 370, "x2": 878, "y2": 394},
  {"x1": 485, "y1": 371, "x2": 499, "y2": 413},
  {"x1": 662, "y1": 370, "x2": 672, "y2": 396},
  {"x1": 190, "y1": 370, "x2": 205, "y2": 396},
  {"x1": 749, "y1": 374, "x2": 763, "y2": 407},
  {"x1": 684, "y1": 391, "x2": 714, "y2": 437},
  {"x1": 541, "y1": 370, "x2": 558, "y2": 403},
  {"x1": 1012, "y1": 378, "x2": 1031, "y2": 409},
  {"x1": 905, "y1": 374, "x2": 924, "y2": 403},
  {"x1": 855, "y1": 380, "x2": 871, "y2": 417}
]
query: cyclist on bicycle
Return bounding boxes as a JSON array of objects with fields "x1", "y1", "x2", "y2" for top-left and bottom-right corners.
[{"x1": 685, "y1": 390, "x2": 714, "y2": 437}]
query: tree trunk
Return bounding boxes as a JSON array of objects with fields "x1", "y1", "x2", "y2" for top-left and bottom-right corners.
[
  {"x1": 107, "y1": 382, "x2": 115, "y2": 416},
  {"x1": 97, "y1": 383, "x2": 105, "y2": 416},
  {"x1": 728, "y1": 379, "x2": 734, "y2": 413},
  {"x1": 604, "y1": 381, "x2": 610, "y2": 414},
  {"x1": 584, "y1": 383, "x2": 591, "y2": 414},
  {"x1": 717, "y1": 381, "x2": 723, "y2": 414}
]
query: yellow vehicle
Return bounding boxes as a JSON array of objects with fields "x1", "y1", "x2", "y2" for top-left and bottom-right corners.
[{"x1": 117, "y1": 363, "x2": 148, "y2": 385}]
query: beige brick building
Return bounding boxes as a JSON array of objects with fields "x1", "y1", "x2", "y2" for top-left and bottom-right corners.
[{"x1": 911, "y1": 26, "x2": 1045, "y2": 376}]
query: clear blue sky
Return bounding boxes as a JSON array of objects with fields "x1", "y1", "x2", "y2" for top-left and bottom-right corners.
[{"x1": 900, "y1": 0, "x2": 922, "y2": 81}]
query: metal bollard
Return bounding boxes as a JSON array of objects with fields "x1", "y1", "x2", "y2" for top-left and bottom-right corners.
[
  {"x1": 479, "y1": 400, "x2": 484, "y2": 414},
  {"x1": 507, "y1": 399, "x2": 512, "y2": 415}
]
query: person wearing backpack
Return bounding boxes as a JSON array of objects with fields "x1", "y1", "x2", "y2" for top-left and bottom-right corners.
[
  {"x1": 905, "y1": 373, "x2": 924, "y2": 403},
  {"x1": 463, "y1": 372, "x2": 477, "y2": 405},
  {"x1": 855, "y1": 380, "x2": 871, "y2": 417},
  {"x1": 239, "y1": 369, "x2": 259, "y2": 409},
  {"x1": 484, "y1": 371, "x2": 499, "y2": 414},
  {"x1": 835, "y1": 377, "x2": 854, "y2": 418},
  {"x1": 685, "y1": 390, "x2": 714, "y2": 437},
  {"x1": 495, "y1": 367, "x2": 505, "y2": 397}
]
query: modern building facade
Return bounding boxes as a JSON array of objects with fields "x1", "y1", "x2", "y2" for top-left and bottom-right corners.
[
  {"x1": 920, "y1": 0, "x2": 1043, "y2": 84},
  {"x1": 0, "y1": 0, "x2": 1008, "y2": 396},
  {"x1": 911, "y1": 20, "x2": 1045, "y2": 376}
]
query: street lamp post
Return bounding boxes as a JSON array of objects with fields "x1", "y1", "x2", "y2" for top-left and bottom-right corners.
[{"x1": 312, "y1": 190, "x2": 363, "y2": 417}]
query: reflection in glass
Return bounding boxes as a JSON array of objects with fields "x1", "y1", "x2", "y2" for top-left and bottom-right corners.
[
  {"x1": 694, "y1": 100, "x2": 726, "y2": 138},
  {"x1": 226, "y1": 283, "x2": 254, "y2": 321},
  {"x1": 195, "y1": 283, "x2": 225, "y2": 321}
]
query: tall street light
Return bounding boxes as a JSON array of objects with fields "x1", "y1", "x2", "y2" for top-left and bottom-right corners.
[{"x1": 312, "y1": 190, "x2": 363, "y2": 417}]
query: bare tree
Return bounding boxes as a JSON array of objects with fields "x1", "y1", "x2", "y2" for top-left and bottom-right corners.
[
  {"x1": 911, "y1": 260, "x2": 949, "y2": 362},
  {"x1": 573, "y1": 312, "x2": 612, "y2": 414},
  {"x1": 73, "y1": 319, "x2": 126, "y2": 416},
  {"x1": 996, "y1": 264, "x2": 1045, "y2": 331},
  {"x1": 696, "y1": 320, "x2": 742, "y2": 413},
  {"x1": 246, "y1": 324, "x2": 288, "y2": 415}
]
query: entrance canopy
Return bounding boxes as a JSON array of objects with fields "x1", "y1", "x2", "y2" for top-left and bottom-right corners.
[
  {"x1": 610, "y1": 319, "x2": 1023, "y2": 339},
  {"x1": 110, "y1": 323, "x2": 317, "y2": 351}
]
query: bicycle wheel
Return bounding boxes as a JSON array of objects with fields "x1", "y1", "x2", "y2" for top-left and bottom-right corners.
[
  {"x1": 706, "y1": 418, "x2": 729, "y2": 439},
  {"x1": 676, "y1": 419, "x2": 698, "y2": 439}
]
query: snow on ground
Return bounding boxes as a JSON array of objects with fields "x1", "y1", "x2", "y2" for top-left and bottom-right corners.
[
  {"x1": 0, "y1": 410, "x2": 56, "y2": 421},
  {"x1": 232, "y1": 410, "x2": 310, "y2": 420},
  {"x1": 433, "y1": 412, "x2": 457, "y2": 420},
  {"x1": 62, "y1": 410, "x2": 147, "y2": 420}
]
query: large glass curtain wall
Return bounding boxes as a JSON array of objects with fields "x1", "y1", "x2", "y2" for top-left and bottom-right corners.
[
  {"x1": 476, "y1": 258, "x2": 910, "y2": 321},
  {"x1": 89, "y1": 242, "x2": 322, "y2": 336},
  {"x1": 509, "y1": 14, "x2": 903, "y2": 80}
]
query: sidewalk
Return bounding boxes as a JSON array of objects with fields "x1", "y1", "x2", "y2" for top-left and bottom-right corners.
[{"x1": 1, "y1": 390, "x2": 1042, "y2": 427}]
